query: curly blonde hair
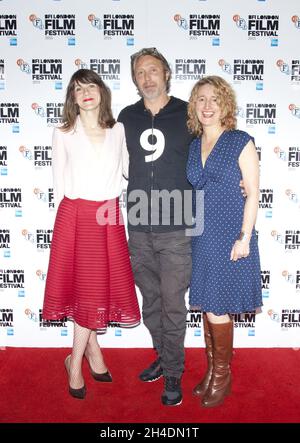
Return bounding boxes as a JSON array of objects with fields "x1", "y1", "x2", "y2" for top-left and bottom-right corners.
[{"x1": 187, "y1": 76, "x2": 237, "y2": 136}]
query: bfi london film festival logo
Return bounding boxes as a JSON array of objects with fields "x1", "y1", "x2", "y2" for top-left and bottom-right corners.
[
  {"x1": 0, "y1": 309, "x2": 14, "y2": 329},
  {"x1": 36, "y1": 269, "x2": 47, "y2": 282},
  {"x1": 0, "y1": 270, "x2": 25, "y2": 298},
  {"x1": 31, "y1": 102, "x2": 63, "y2": 126},
  {"x1": 276, "y1": 60, "x2": 300, "y2": 86},
  {"x1": 29, "y1": 13, "x2": 76, "y2": 45},
  {"x1": 291, "y1": 15, "x2": 300, "y2": 30},
  {"x1": 0, "y1": 145, "x2": 7, "y2": 176},
  {"x1": 288, "y1": 146, "x2": 300, "y2": 168},
  {"x1": 274, "y1": 145, "x2": 300, "y2": 171},
  {"x1": 0, "y1": 58, "x2": 5, "y2": 90},
  {"x1": 289, "y1": 104, "x2": 300, "y2": 119},
  {"x1": 219, "y1": 58, "x2": 264, "y2": 90},
  {"x1": 174, "y1": 13, "x2": 221, "y2": 46},
  {"x1": 19, "y1": 145, "x2": 52, "y2": 169},
  {"x1": 267, "y1": 309, "x2": 280, "y2": 324},
  {"x1": 22, "y1": 229, "x2": 53, "y2": 250},
  {"x1": 88, "y1": 13, "x2": 135, "y2": 45},
  {"x1": 33, "y1": 146, "x2": 52, "y2": 168},
  {"x1": 233, "y1": 312, "x2": 257, "y2": 336},
  {"x1": 186, "y1": 310, "x2": 202, "y2": 336},
  {"x1": 19, "y1": 145, "x2": 33, "y2": 162},
  {"x1": 173, "y1": 58, "x2": 206, "y2": 82},
  {"x1": 282, "y1": 270, "x2": 300, "y2": 294},
  {"x1": 75, "y1": 58, "x2": 120, "y2": 90},
  {"x1": 243, "y1": 103, "x2": 276, "y2": 134},
  {"x1": 270, "y1": 230, "x2": 284, "y2": 248},
  {"x1": 0, "y1": 14, "x2": 17, "y2": 45},
  {"x1": 0, "y1": 229, "x2": 10, "y2": 258},
  {"x1": 39, "y1": 309, "x2": 68, "y2": 335},
  {"x1": 261, "y1": 270, "x2": 270, "y2": 299},
  {"x1": 285, "y1": 189, "x2": 300, "y2": 209},
  {"x1": 233, "y1": 14, "x2": 279, "y2": 46},
  {"x1": 25, "y1": 308, "x2": 38, "y2": 323},
  {"x1": 271, "y1": 230, "x2": 300, "y2": 251},
  {"x1": 16, "y1": 59, "x2": 31, "y2": 74},
  {"x1": 0, "y1": 309, "x2": 14, "y2": 336},
  {"x1": 284, "y1": 231, "x2": 300, "y2": 251},
  {"x1": 74, "y1": 58, "x2": 88, "y2": 70},
  {"x1": 33, "y1": 188, "x2": 54, "y2": 210},
  {"x1": 36, "y1": 229, "x2": 53, "y2": 250},
  {"x1": 280, "y1": 309, "x2": 300, "y2": 330},
  {"x1": 273, "y1": 144, "x2": 300, "y2": 172},
  {"x1": 0, "y1": 103, "x2": 19, "y2": 133},
  {"x1": 237, "y1": 103, "x2": 276, "y2": 134},
  {"x1": 0, "y1": 188, "x2": 22, "y2": 214},
  {"x1": 17, "y1": 58, "x2": 63, "y2": 89},
  {"x1": 273, "y1": 145, "x2": 287, "y2": 163},
  {"x1": 259, "y1": 188, "x2": 273, "y2": 218}
]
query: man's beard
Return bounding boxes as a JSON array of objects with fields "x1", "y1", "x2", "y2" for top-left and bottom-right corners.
[{"x1": 139, "y1": 85, "x2": 166, "y2": 100}]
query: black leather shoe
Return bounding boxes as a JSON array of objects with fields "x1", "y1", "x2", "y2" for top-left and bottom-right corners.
[
  {"x1": 139, "y1": 358, "x2": 163, "y2": 382},
  {"x1": 69, "y1": 384, "x2": 87, "y2": 399},
  {"x1": 85, "y1": 353, "x2": 113, "y2": 382},
  {"x1": 90, "y1": 368, "x2": 113, "y2": 382},
  {"x1": 64, "y1": 355, "x2": 86, "y2": 399},
  {"x1": 161, "y1": 376, "x2": 182, "y2": 406}
]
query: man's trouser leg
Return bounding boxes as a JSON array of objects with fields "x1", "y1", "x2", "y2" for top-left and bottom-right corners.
[
  {"x1": 153, "y1": 231, "x2": 192, "y2": 378},
  {"x1": 128, "y1": 231, "x2": 162, "y2": 354}
]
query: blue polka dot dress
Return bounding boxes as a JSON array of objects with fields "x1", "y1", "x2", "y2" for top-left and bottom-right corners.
[{"x1": 186, "y1": 130, "x2": 262, "y2": 315}]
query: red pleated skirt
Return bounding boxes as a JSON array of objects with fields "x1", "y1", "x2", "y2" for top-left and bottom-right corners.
[{"x1": 43, "y1": 196, "x2": 141, "y2": 331}]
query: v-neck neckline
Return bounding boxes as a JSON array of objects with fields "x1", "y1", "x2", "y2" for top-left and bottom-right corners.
[
  {"x1": 199, "y1": 130, "x2": 225, "y2": 169},
  {"x1": 77, "y1": 115, "x2": 107, "y2": 151}
]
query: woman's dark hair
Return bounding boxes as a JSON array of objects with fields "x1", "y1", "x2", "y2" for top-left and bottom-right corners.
[{"x1": 61, "y1": 69, "x2": 115, "y2": 131}]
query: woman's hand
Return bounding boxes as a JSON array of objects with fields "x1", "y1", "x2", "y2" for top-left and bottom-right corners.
[
  {"x1": 239, "y1": 179, "x2": 247, "y2": 197},
  {"x1": 230, "y1": 240, "x2": 250, "y2": 261}
]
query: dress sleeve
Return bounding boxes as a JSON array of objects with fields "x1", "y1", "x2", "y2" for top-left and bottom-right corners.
[
  {"x1": 52, "y1": 127, "x2": 66, "y2": 208},
  {"x1": 233, "y1": 130, "x2": 255, "y2": 159}
]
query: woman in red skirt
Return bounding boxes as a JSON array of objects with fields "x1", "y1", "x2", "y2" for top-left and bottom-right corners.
[{"x1": 43, "y1": 69, "x2": 141, "y2": 399}]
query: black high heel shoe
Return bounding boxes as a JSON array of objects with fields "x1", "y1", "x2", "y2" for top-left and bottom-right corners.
[
  {"x1": 90, "y1": 368, "x2": 113, "y2": 382},
  {"x1": 64, "y1": 355, "x2": 86, "y2": 399},
  {"x1": 85, "y1": 354, "x2": 113, "y2": 382}
]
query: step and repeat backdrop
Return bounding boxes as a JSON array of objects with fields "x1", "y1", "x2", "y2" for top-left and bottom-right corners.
[{"x1": 0, "y1": 0, "x2": 299, "y2": 348}]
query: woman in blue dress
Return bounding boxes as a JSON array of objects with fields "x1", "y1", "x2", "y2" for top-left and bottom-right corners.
[{"x1": 186, "y1": 76, "x2": 262, "y2": 408}]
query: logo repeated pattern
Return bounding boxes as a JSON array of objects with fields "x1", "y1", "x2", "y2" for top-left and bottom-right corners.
[{"x1": 0, "y1": 0, "x2": 299, "y2": 348}]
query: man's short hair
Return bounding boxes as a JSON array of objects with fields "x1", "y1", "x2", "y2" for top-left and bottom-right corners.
[{"x1": 130, "y1": 47, "x2": 171, "y2": 93}]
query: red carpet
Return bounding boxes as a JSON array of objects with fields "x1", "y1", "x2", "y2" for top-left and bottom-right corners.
[{"x1": 0, "y1": 347, "x2": 299, "y2": 423}]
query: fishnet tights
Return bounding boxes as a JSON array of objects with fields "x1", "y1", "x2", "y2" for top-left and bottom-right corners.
[{"x1": 67, "y1": 322, "x2": 108, "y2": 389}]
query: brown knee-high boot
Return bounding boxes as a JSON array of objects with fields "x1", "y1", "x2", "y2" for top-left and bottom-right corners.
[
  {"x1": 201, "y1": 320, "x2": 233, "y2": 408},
  {"x1": 193, "y1": 313, "x2": 213, "y2": 396}
]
